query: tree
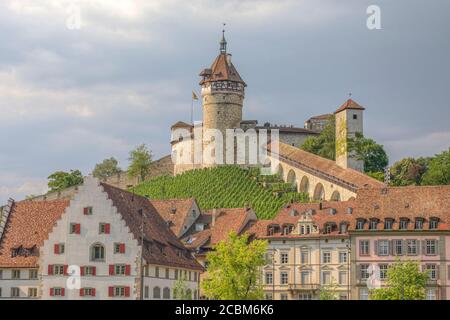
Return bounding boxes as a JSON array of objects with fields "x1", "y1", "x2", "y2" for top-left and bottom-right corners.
[
  {"x1": 348, "y1": 133, "x2": 388, "y2": 173},
  {"x1": 370, "y1": 260, "x2": 429, "y2": 300},
  {"x1": 127, "y1": 144, "x2": 153, "y2": 182},
  {"x1": 201, "y1": 232, "x2": 267, "y2": 300},
  {"x1": 48, "y1": 170, "x2": 84, "y2": 192},
  {"x1": 319, "y1": 279, "x2": 339, "y2": 300},
  {"x1": 301, "y1": 115, "x2": 336, "y2": 161},
  {"x1": 421, "y1": 149, "x2": 450, "y2": 185},
  {"x1": 173, "y1": 276, "x2": 192, "y2": 300},
  {"x1": 92, "y1": 157, "x2": 122, "y2": 180},
  {"x1": 390, "y1": 157, "x2": 427, "y2": 186}
]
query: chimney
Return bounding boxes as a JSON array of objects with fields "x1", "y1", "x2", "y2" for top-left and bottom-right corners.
[{"x1": 212, "y1": 208, "x2": 217, "y2": 227}]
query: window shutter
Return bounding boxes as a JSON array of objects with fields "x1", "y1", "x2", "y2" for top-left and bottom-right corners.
[
  {"x1": 125, "y1": 265, "x2": 131, "y2": 275},
  {"x1": 48, "y1": 265, "x2": 54, "y2": 275},
  {"x1": 75, "y1": 223, "x2": 81, "y2": 234},
  {"x1": 120, "y1": 243, "x2": 126, "y2": 253},
  {"x1": 374, "y1": 241, "x2": 378, "y2": 256},
  {"x1": 105, "y1": 223, "x2": 110, "y2": 234},
  {"x1": 92, "y1": 288, "x2": 96, "y2": 296},
  {"x1": 50, "y1": 288, "x2": 54, "y2": 296},
  {"x1": 54, "y1": 244, "x2": 59, "y2": 254},
  {"x1": 109, "y1": 265, "x2": 115, "y2": 275},
  {"x1": 92, "y1": 267, "x2": 96, "y2": 276},
  {"x1": 80, "y1": 288, "x2": 84, "y2": 297},
  {"x1": 61, "y1": 288, "x2": 65, "y2": 296},
  {"x1": 83, "y1": 207, "x2": 89, "y2": 215},
  {"x1": 80, "y1": 266, "x2": 85, "y2": 276},
  {"x1": 125, "y1": 287, "x2": 130, "y2": 297},
  {"x1": 421, "y1": 240, "x2": 426, "y2": 255},
  {"x1": 108, "y1": 286, "x2": 114, "y2": 297},
  {"x1": 63, "y1": 265, "x2": 68, "y2": 275}
]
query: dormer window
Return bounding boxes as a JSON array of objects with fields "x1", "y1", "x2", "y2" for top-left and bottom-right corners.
[
  {"x1": 384, "y1": 219, "x2": 394, "y2": 230},
  {"x1": 339, "y1": 223, "x2": 348, "y2": 234},
  {"x1": 399, "y1": 218, "x2": 409, "y2": 230},
  {"x1": 282, "y1": 224, "x2": 294, "y2": 235},
  {"x1": 415, "y1": 218, "x2": 424, "y2": 230},
  {"x1": 369, "y1": 219, "x2": 379, "y2": 230},
  {"x1": 429, "y1": 218, "x2": 439, "y2": 230},
  {"x1": 356, "y1": 219, "x2": 366, "y2": 230}
]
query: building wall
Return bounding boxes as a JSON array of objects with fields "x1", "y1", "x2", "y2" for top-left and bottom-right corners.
[
  {"x1": 262, "y1": 238, "x2": 351, "y2": 300},
  {"x1": 0, "y1": 268, "x2": 39, "y2": 299},
  {"x1": 335, "y1": 109, "x2": 364, "y2": 172}
]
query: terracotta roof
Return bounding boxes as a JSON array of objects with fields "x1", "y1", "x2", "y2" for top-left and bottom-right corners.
[
  {"x1": 199, "y1": 53, "x2": 246, "y2": 86},
  {"x1": 150, "y1": 199, "x2": 198, "y2": 237},
  {"x1": 0, "y1": 200, "x2": 69, "y2": 267},
  {"x1": 351, "y1": 186, "x2": 450, "y2": 231},
  {"x1": 100, "y1": 183, "x2": 203, "y2": 270},
  {"x1": 171, "y1": 121, "x2": 193, "y2": 130},
  {"x1": 269, "y1": 142, "x2": 384, "y2": 191},
  {"x1": 334, "y1": 99, "x2": 365, "y2": 114}
]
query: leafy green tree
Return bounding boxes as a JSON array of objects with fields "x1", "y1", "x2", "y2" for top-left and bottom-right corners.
[
  {"x1": 421, "y1": 149, "x2": 450, "y2": 185},
  {"x1": 202, "y1": 232, "x2": 267, "y2": 300},
  {"x1": 92, "y1": 157, "x2": 122, "y2": 180},
  {"x1": 127, "y1": 144, "x2": 153, "y2": 182},
  {"x1": 319, "y1": 279, "x2": 339, "y2": 300},
  {"x1": 48, "y1": 170, "x2": 84, "y2": 192},
  {"x1": 370, "y1": 260, "x2": 429, "y2": 300},
  {"x1": 366, "y1": 171, "x2": 384, "y2": 182},
  {"x1": 173, "y1": 276, "x2": 193, "y2": 300},
  {"x1": 390, "y1": 157, "x2": 427, "y2": 186},
  {"x1": 301, "y1": 115, "x2": 336, "y2": 161},
  {"x1": 348, "y1": 133, "x2": 388, "y2": 172}
]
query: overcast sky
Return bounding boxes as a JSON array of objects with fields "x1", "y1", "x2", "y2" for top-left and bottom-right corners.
[{"x1": 0, "y1": 0, "x2": 449, "y2": 203}]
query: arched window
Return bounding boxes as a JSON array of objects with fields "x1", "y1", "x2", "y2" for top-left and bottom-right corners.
[
  {"x1": 299, "y1": 176, "x2": 309, "y2": 193},
  {"x1": 163, "y1": 287, "x2": 170, "y2": 299},
  {"x1": 90, "y1": 243, "x2": 105, "y2": 262},
  {"x1": 331, "y1": 191, "x2": 341, "y2": 201},
  {"x1": 287, "y1": 170, "x2": 297, "y2": 191},
  {"x1": 276, "y1": 164, "x2": 284, "y2": 179},
  {"x1": 153, "y1": 286, "x2": 161, "y2": 299},
  {"x1": 313, "y1": 183, "x2": 325, "y2": 201}
]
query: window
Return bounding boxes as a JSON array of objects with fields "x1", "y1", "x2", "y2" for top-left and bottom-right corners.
[
  {"x1": 384, "y1": 219, "x2": 393, "y2": 230},
  {"x1": 54, "y1": 243, "x2": 65, "y2": 255},
  {"x1": 369, "y1": 219, "x2": 378, "y2": 230},
  {"x1": 393, "y1": 239, "x2": 403, "y2": 255},
  {"x1": 113, "y1": 287, "x2": 128, "y2": 298},
  {"x1": 80, "y1": 288, "x2": 96, "y2": 297},
  {"x1": 83, "y1": 266, "x2": 96, "y2": 276},
  {"x1": 339, "y1": 251, "x2": 348, "y2": 264},
  {"x1": 359, "y1": 240, "x2": 370, "y2": 256},
  {"x1": 339, "y1": 223, "x2": 347, "y2": 234},
  {"x1": 90, "y1": 243, "x2": 105, "y2": 261},
  {"x1": 399, "y1": 219, "x2": 409, "y2": 230},
  {"x1": 407, "y1": 239, "x2": 418, "y2": 255},
  {"x1": 300, "y1": 251, "x2": 309, "y2": 264},
  {"x1": 280, "y1": 293, "x2": 288, "y2": 300},
  {"x1": 165, "y1": 268, "x2": 170, "y2": 279},
  {"x1": 12, "y1": 269, "x2": 21, "y2": 279},
  {"x1": 115, "y1": 264, "x2": 127, "y2": 275},
  {"x1": 0, "y1": 270, "x2": 2, "y2": 279},
  {"x1": 155, "y1": 267, "x2": 160, "y2": 278},
  {"x1": 360, "y1": 264, "x2": 369, "y2": 280},
  {"x1": 301, "y1": 271, "x2": 310, "y2": 284},
  {"x1": 426, "y1": 289, "x2": 436, "y2": 300},
  {"x1": 54, "y1": 265, "x2": 65, "y2": 275},
  {"x1": 114, "y1": 243, "x2": 125, "y2": 254},
  {"x1": 415, "y1": 219, "x2": 424, "y2": 230},
  {"x1": 99, "y1": 223, "x2": 110, "y2": 234},
  {"x1": 353, "y1": 114, "x2": 358, "y2": 120},
  {"x1": 11, "y1": 287, "x2": 20, "y2": 298},
  {"x1": 70, "y1": 223, "x2": 80, "y2": 234},
  {"x1": 426, "y1": 264, "x2": 438, "y2": 280},
  {"x1": 322, "y1": 271, "x2": 331, "y2": 285},
  {"x1": 144, "y1": 286, "x2": 149, "y2": 299},
  {"x1": 429, "y1": 218, "x2": 439, "y2": 230},
  {"x1": 280, "y1": 272, "x2": 288, "y2": 285},
  {"x1": 83, "y1": 206, "x2": 93, "y2": 215},
  {"x1": 356, "y1": 219, "x2": 365, "y2": 230},
  {"x1": 339, "y1": 271, "x2": 347, "y2": 285},
  {"x1": 174, "y1": 269, "x2": 178, "y2": 280},
  {"x1": 339, "y1": 294, "x2": 348, "y2": 300},
  {"x1": 281, "y1": 252, "x2": 289, "y2": 264},
  {"x1": 153, "y1": 286, "x2": 161, "y2": 299},
  {"x1": 265, "y1": 272, "x2": 273, "y2": 285},
  {"x1": 265, "y1": 293, "x2": 273, "y2": 300},
  {"x1": 299, "y1": 293, "x2": 312, "y2": 300},
  {"x1": 378, "y1": 240, "x2": 390, "y2": 256},
  {"x1": 425, "y1": 239, "x2": 437, "y2": 255},
  {"x1": 51, "y1": 287, "x2": 65, "y2": 297},
  {"x1": 163, "y1": 287, "x2": 170, "y2": 299},
  {"x1": 322, "y1": 252, "x2": 331, "y2": 264},
  {"x1": 359, "y1": 288, "x2": 369, "y2": 300},
  {"x1": 379, "y1": 264, "x2": 388, "y2": 280},
  {"x1": 29, "y1": 269, "x2": 38, "y2": 279}
]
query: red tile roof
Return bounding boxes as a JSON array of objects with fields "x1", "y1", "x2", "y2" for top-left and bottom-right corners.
[
  {"x1": 199, "y1": 53, "x2": 246, "y2": 86},
  {"x1": 150, "y1": 199, "x2": 198, "y2": 237},
  {"x1": 0, "y1": 200, "x2": 69, "y2": 267},
  {"x1": 334, "y1": 99, "x2": 365, "y2": 114},
  {"x1": 269, "y1": 142, "x2": 384, "y2": 191},
  {"x1": 101, "y1": 183, "x2": 203, "y2": 270}
]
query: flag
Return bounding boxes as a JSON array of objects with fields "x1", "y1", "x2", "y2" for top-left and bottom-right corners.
[{"x1": 192, "y1": 91, "x2": 199, "y2": 101}]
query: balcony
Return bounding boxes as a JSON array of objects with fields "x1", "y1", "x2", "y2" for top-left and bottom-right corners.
[{"x1": 288, "y1": 283, "x2": 320, "y2": 291}]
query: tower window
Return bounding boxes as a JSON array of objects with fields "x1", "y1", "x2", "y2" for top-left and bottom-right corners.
[{"x1": 353, "y1": 114, "x2": 357, "y2": 120}]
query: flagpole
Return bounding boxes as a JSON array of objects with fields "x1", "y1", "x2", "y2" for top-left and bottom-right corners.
[{"x1": 191, "y1": 96, "x2": 194, "y2": 125}]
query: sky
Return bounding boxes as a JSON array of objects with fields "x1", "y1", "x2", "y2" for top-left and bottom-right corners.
[{"x1": 0, "y1": 0, "x2": 449, "y2": 203}]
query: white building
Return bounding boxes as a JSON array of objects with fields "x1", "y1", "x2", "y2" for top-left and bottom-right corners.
[{"x1": 0, "y1": 177, "x2": 203, "y2": 300}]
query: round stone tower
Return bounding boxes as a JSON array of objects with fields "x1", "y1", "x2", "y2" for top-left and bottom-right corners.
[{"x1": 199, "y1": 30, "x2": 246, "y2": 165}]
